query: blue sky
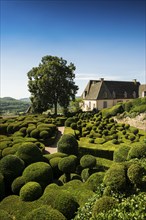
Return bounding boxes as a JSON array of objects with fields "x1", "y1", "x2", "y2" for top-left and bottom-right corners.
[{"x1": 1, "y1": 0, "x2": 146, "y2": 99}]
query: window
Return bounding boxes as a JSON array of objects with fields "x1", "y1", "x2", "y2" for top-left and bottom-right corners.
[
  {"x1": 143, "y1": 91, "x2": 146, "y2": 97},
  {"x1": 124, "y1": 91, "x2": 127, "y2": 98},
  {"x1": 103, "y1": 101, "x2": 107, "y2": 108},
  {"x1": 112, "y1": 91, "x2": 116, "y2": 99},
  {"x1": 133, "y1": 91, "x2": 136, "y2": 98}
]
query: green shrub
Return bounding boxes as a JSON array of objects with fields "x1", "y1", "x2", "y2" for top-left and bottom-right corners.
[
  {"x1": 0, "y1": 173, "x2": 5, "y2": 201},
  {"x1": 130, "y1": 127, "x2": 139, "y2": 135},
  {"x1": 92, "y1": 196, "x2": 117, "y2": 217},
  {"x1": 0, "y1": 123, "x2": 8, "y2": 135},
  {"x1": 127, "y1": 163, "x2": 144, "y2": 186},
  {"x1": 0, "y1": 155, "x2": 25, "y2": 183},
  {"x1": 80, "y1": 154, "x2": 96, "y2": 168},
  {"x1": 2, "y1": 147, "x2": 16, "y2": 157},
  {"x1": 49, "y1": 157, "x2": 62, "y2": 178},
  {"x1": 39, "y1": 130, "x2": 49, "y2": 139},
  {"x1": 16, "y1": 142, "x2": 43, "y2": 165},
  {"x1": 43, "y1": 152, "x2": 67, "y2": 163},
  {"x1": 81, "y1": 168, "x2": 91, "y2": 182},
  {"x1": 53, "y1": 191, "x2": 79, "y2": 219},
  {"x1": 113, "y1": 145, "x2": 130, "y2": 162},
  {"x1": 20, "y1": 181, "x2": 42, "y2": 201},
  {"x1": 112, "y1": 139, "x2": 119, "y2": 144},
  {"x1": 127, "y1": 143, "x2": 146, "y2": 160},
  {"x1": 19, "y1": 127, "x2": 27, "y2": 135},
  {"x1": 128, "y1": 134, "x2": 136, "y2": 141},
  {"x1": 65, "y1": 117, "x2": 76, "y2": 127},
  {"x1": 57, "y1": 134, "x2": 78, "y2": 155},
  {"x1": 85, "y1": 172, "x2": 105, "y2": 191},
  {"x1": 0, "y1": 210, "x2": 13, "y2": 220},
  {"x1": 22, "y1": 162, "x2": 53, "y2": 188},
  {"x1": 0, "y1": 141, "x2": 12, "y2": 150},
  {"x1": 103, "y1": 164, "x2": 126, "y2": 191},
  {"x1": 24, "y1": 205, "x2": 66, "y2": 220},
  {"x1": 71, "y1": 122, "x2": 77, "y2": 130},
  {"x1": 26, "y1": 125, "x2": 36, "y2": 135},
  {"x1": 30, "y1": 128, "x2": 40, "y2": 138},
  {"x1": 11, "y1": 176, "x2": 25, "y2": 195}
]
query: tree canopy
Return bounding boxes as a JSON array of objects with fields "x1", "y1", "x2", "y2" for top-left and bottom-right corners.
[{"x1": 27, "y1": 55, "x2": 78, "y2": 114}]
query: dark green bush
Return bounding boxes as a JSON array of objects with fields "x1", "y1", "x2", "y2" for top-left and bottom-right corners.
[
  {"x1": 81, "y1": 168, "x2": 91, "y2": 182},
  {"x1": 103, "y1": 164, "x2": 127, "y2": 191},
  {"x1": 112, "y1": 139, "x2": 119, "y2": 144},
  {"x1": 113, "y1": 145, "x2": 130, "y2": 162},
  {"x1": 2, "y1": 147, "x2": 16, "y2": 157},
  {"x1": 16, "y1": 142, "x2": 43, "y2": 165},
  {"x1": 128, "y1": 134, "x2": 136, "y2": 141},
  {"x1": 0, "y1": 210, "x2": 13, "y2": 220},
  {"x1": 24, "y1": 205, "x2": 67, "y2": 220},
  {"x1": 130, "y1": 127, "x2": 139, "y2": 135},
  {"x1": 80, "y1": 154, "x2": 96, "y2": 168},
  {"x1": 53, "y1": 191, "x2": 79, "y2": 219},
  {"x1": 30, "y1": 128, "x2": 40, "y2": 138},
  {"x1": 0, "y1": 155, "x2": 25, "y2": 183},
  {"x1": 0, "y1": 173, "x2": 5, "y2": 200},
  {"x1": 57, "y1": 134, "x2": 78, "y2": 155},
  {"x1": 26, "y1": 125, "x2": 36, "y2": 135},
  {"x1": 127, "y1": 163, "x2": 144, "y2": 186},
  {"x1": 0, "y1": 123, "x2": 8, "y2": 135},
  {"x1": 0, "y1": 141, "x2": 12, "y2": 150},
  {"x1": 11, "y1": 176, "x2": 25, "y2": 195},
  {"x1": 49, "y1": 157, "x2": 62, "y2": 178},
  {"x1": 92, "y1": 196, "x2": 117, "y2": 217},
  {"x1": 65, "y1": 117, "x2": 76, "y2": 127},
  {"x1": 19, "y1": 127, "x2": 27, "y2": 135},
  {"x1": 70, "y1": 122, "x2": 77, "y2": 130},
  {"x1": 22, "y1": 162, "x2": 53, "y2": 188},
  {"x1": 85, "y1": 172, "x2": 105, "y2": 191},
  {"x1": 127, "y1": 143, "x2": 146, "y2": 160},
  {"x1": 20, "y1": 181, "x2": 42, "y2": 201}
]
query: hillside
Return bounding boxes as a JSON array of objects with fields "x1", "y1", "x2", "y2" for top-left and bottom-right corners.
[{"x1": 0, "y1": 97, "x2": 30, "y2": 115}]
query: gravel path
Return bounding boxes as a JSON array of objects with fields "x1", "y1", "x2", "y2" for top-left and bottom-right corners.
[{"x1": 45, "y1": 126, "x2": 65, "y2": 154}]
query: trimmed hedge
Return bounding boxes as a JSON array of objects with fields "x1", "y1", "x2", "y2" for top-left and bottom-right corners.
[
  {"x1": 127, "y1": 143, "x2": 146, "y2": 160},
  {"x1": 57, "y1": 134, "x2": 78, "y2": 155},
  {"x1": 20, "y1": 181, "x2": 42, "y2": 201},
  {"x1": 11, "y1": 176, "x2": 25, "y2": 195},
  {"x1": 80, "y1": 154, "x2": 96, "y2": 168},
  {"x1": 113, "y1": 145, "x2": 130, "y2": 162}
]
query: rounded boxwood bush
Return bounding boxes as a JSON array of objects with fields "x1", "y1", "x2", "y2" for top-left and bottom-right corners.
[
  {"x1": 127, "y1": 163, "x2": 144, "y2": 186},
  {"x1": 65, "y1": 117, "x2": 76, "y2": 127},
  {"x1": 22, "y1": 162, "x2": 53, "y2": 188},
  {"x1": 0, "y1": 155, "x2": 25, "y2": 183},
  {"x1": 30, "y1": 128, "x2": 40, "y2": 138},
  {"x1": 20, "y1": 181, "x2": 42, "y2": 201},
  {"x1": 53, "y1": 191, "x2": 79, "y2": 219},
  {"x1": 49, "y1": 157, "x2": 62, "y2": 178},
  {"x1": 80, "y1": 154, "x2": 96, "y2": 168},
  {"x1": 0, "y1": 141, "x2": 12, "y2": 150},
  {"x1": 113, "y1": 145, "x2": 130, "y2": 162},
  {"x1": 39, "y1": 130, "x2": 49, "y2": 139},
  {"x1": 127, "y1": 143, "x2": 146, "y2": 160},
  {"x1": 103, "y1": 164, "x2": 126, "y2": 191},
  {"x1": 16, "y1": 142, "x2": 43, "y2": 165},
  {"x1": 24, "y1": 205, "x2": 66, "y2": 220},
  {"x1": 11, "y1": 176, "x2": 25, "y2": 195},
  {"x1": 85, "y1": 172, "x2": 105, "y2": 191},
  {"x1": 57, "y1": 134, "x2": 78, "y2": 155},
  {"x1": 0, "y1": 210, "x2": 13, "y2": 220},
  {"x1": 92, "y1": 196, "x2": 117, "y2": 217},
  {"x1": 2, "y1": 147, "x2": 16, "y2": 157}
]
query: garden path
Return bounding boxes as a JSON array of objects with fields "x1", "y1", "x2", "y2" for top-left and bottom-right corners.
[{"x1": 45, "y1": 126, "x2": 65, "y2": 154}]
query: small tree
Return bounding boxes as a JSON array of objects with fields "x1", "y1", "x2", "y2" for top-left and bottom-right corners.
[{"x1": 27, "y1": 55, "x2": 78, "y2": 114}]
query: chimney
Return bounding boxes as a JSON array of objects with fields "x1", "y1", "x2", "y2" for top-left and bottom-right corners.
[
  {"x1": 133, "y1": 79, "x2": 137, "y2": 84},
  {"x1": 100, "y1": 78, "x2": 104, "y2": 82}
]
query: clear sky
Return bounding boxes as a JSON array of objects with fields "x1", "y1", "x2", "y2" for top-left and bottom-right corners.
[{"x1": 1, "y1": 0, "x2": 146, "y2": 99}]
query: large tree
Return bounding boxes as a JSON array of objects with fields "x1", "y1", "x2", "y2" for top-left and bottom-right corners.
[{"x1": 27, "y1": 55, "x2": 78, "y2": 114}]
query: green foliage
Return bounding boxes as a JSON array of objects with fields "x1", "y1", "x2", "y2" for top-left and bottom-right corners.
[
  {"x1": 24, "y1": 205, "x2": 67, "y2": 220},
  {"x1": 92, "y1": 196, "x2": 117, "y2": 217},
  {"x1": 85, "y1": 172, "x2": 105, "y2": 192},
  {"x1": 80, "y1": 154, "x2": 96, "y2": 168},
  {"x1": 16, "y1": 142, "x2": 43, "y2": 165},
  {"x1": 0, "y1": 155, "x2": 25, "y2": 183},
  {"x1": 127, "y1": 163, "x2": 144, "y2": 186},
  {"x1": 20, "y1": 182, "x2": 42, "y2": 201},
  {"x1": 11, "y1": 176, "x2": 25, "y2": 195},
  {"x1": 65, "y1": 117, "x2": 76, "y2": 127},
  {"x1": 113, "y1": 145, "x2": 130, "y2": 162},
  {"x1": 22, "y1": 162, "x2": 53, "y2": 188},
  {"x1": 27, "y1": 55, "x2": 78, "y2": 114},
  {"x1": 30, "y1": 128, "x2": 40, "y2": 138},
  {"x1": 127, "y1": 143, "x2": 146, "y2": 160},
  {"x1": 103, "y1": 164, "x2": 126, "y2": 191},
  {"x1": 49, "y1": 157, "x2": 62, "y2": 178},
  {"x1": 57, "y1": 134, "x2": 78, "y2": 155},
  {"x1": 0, "y1": 210, "x2": 13, "y2": 220},
  {"x1": 0, "y1": 173, "x2": 5, "y2": 201}
]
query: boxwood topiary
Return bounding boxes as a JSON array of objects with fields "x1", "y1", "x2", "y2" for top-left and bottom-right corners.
[
  {"x1": 20, "y1": 181, "x2": 42, "y2": 201},
  {"x1": 127, "y1": 143, "x2": 146, "y2": 160},
  {"x1": 24, "y1": 205, "x2": 67, "y2": 220},
  {"x1": 92, "y1": 196, "x2": 117, "y2": 217},
  {"x1": 22, "y1": 162, "x2": 53, "y2": 188},
  {"x1": 85, "y1": 172, "x2": 105, "y2": 191},
  {"x1": 0, "y1": 155, "x2": 25, "y2": 183},
  {"x1": 113, "y1": 145, "x2": 130, "y2": 162},
  {"x1": 65, "y1": 117, "x2": 76, "y2": 127},
  {"x1": 103, "y1": 164, "x2": 127, "y2": 191},
  {"x1": 127, "y1": 163, "x2": 144, "y2": 186},
  {"x1": 30, "y1": 128, "x2": 40, "y2": 138},
  {"x1": 57, "y1": 134, "x2": 78, "y2": 155},
  {"x1": 0, "y1": 210, "x2": 13, "y2": 220},
  {"x1": 16, "y1": 142, "x2": 43, "y2": 165},
  {"x1": 11, "y1": 176, "x2": 26, "y2": 195},
  {"x1": 0, "y1": 173, "x2": 5, "y2": 201},
  {"x1": 49, "y1": 157, "x2": 62, "y2": 179},
  {"x1": 80, "y1": 154, "x2": 96, "y2": 169}
]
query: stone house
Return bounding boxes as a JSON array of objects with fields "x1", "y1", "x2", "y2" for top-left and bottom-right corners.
[{"x1": 81, "y1": 78, "x2": 142, "y2": 111}]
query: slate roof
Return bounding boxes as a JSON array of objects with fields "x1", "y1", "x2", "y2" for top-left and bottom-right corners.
[{"x1": 82, "y1": 79, "x2": 140, "y2": 100}]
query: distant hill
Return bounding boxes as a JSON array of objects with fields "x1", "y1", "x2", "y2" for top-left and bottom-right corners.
[{"x1": 0, "y1": 97, "x2": 31, "y2": 115}]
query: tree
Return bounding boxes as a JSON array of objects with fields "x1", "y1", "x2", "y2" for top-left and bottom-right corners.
[{"x1": 27, "y1": 55, "x2": 78, "y2": 114}]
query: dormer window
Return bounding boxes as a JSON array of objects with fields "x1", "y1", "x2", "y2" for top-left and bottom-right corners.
[
  {"x1": 124, "y1": 91, "x2": 127, "y2": 98},
  {"x1": 112, "y1": 91, "x2": 116, "y2": 99},
  {"x1": 133, "y1": 91, "x2": 136, "y2": 98},
  {"x1": 83, "y1": 91, "x2": 87, "y2": 99},
  {"x1": 104, "y1": 91, "x2": 108, "y2": 98}
]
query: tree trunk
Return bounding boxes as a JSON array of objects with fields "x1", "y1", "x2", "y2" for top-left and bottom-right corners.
[{"x1": 54, "y1": 102, "x2": 57, "y2": 115}]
